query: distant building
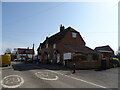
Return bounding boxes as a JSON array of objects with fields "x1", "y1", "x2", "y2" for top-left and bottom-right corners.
[
  {"x1": 94, "y1": 45, "x2": 114, "y2": 68},
  {"x1": 16, "y1": 48, "x2": 34, "y2": 60},
  {"x1": 94, "y1": 45, "x2": 114, "y2": 58},
  {"x1": 37, "y1": 25, "x2": 101, "y2": 69}
]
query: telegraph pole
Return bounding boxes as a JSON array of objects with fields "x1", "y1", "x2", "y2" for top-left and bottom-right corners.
[{"x1": 32, "y1": 44, "x2": 34, "y2": 60}]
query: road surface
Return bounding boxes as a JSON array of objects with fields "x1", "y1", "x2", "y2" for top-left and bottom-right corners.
[{"x1": 1, "y1": 61, "x2": 119, "y2": 89}]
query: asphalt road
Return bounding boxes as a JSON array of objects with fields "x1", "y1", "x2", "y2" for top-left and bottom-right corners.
[{"x1": 1, "y1": 61, "x2": 119, "y2": 89}]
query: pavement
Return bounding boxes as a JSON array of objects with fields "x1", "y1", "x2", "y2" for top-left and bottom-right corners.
[{"x1": 1, "y1": 61, "x2": 119, "y2": 89}]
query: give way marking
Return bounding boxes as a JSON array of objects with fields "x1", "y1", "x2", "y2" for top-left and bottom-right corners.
[{"x1": 46, "y1": 70, "x2": 113, "y2": 90}]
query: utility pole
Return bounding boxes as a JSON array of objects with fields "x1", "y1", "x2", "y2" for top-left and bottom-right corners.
[
  {"x1": 26, "y1": 47, "x2": 29, "y2": 60},
  {"x1": 32, "y1": 44, "x2": 34, "y2": 60}
]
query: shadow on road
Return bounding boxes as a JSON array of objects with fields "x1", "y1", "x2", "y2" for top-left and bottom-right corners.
[
  {"x1": 12, "y1": 61, "x2": 72, "y2": 72},
  {"x1": 12, "y1": 61, "x2": 110, "y2": 72},
  {"x1": 12, "y1": 62, "x2": 42, "y2": 71}
]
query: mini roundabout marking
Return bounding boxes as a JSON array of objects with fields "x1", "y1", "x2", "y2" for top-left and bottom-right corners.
[
  {"x1": 1, "y1": 75, "x2": 24, "y2": 88},
  {"x1": 35, "y1": 71, "x2": 58, "y2": 80}
]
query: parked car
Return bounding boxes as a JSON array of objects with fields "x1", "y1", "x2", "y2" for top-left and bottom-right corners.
[
  {"x1": 27, "y1": 58, "x2": 33, "y2": 62},
  {"x1": 26, "y1": 57, "x2": 38, "y2": 63},
  {"x1": 14, "y1": 58, "x2": 25, "y2": 62},
  {"x1": 33, "y1": 57, "x2": 38, "y2": 61},
  {"x1": 21, "y1": 58, "x2": 25, "y2": 62},
  {"x1": 14, "y1": 59, "x2": 18, "y2": 62}
]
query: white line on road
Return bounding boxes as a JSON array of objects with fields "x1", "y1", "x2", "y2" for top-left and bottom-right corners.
[
  {"x1": 1, "y1": 75, "x2": 24, "y2": 88},
  {"x1": 17, "y1": 77, "x2": 21, "y2": 82},
  {"x1": 46, "y1": 70, "x2": 112, "y2": 89},
  {"x1": 35, "y1": 72, "x2": 58, "y2": 80}
]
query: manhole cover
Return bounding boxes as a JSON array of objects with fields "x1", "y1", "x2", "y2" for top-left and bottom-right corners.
[
  {"x1": 1, "y1": 75, "x2": 24, "y2": 88},
  {"x1": 35, "y1": 72, "x2": 58, "y2": 80}
]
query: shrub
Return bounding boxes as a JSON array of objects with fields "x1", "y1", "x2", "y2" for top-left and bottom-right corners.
[
  {"x1": 110, "y1": 58, "x2": 120, "y2": 67},
  {"x1": 73, "y1": 54, "x2": 87, "y2": 61}
]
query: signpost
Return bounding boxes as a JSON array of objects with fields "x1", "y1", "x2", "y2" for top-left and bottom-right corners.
[
  {"x1": 63, "y1": 53, "x2": 71, "y2": 60},
  {"x1": 63, "y1": 53, "x2": 71, "y2": 67}
]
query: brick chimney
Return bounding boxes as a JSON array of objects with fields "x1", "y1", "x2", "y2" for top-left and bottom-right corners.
[
  {"x1": 60, "y1": 24, "x2": 65, "y2": 32},
  {"x1": 46, "y1": 36, "x2": 49, "y2": 40}
]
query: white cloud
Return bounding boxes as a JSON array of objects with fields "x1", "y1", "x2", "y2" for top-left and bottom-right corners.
[
  {"x1": 2, "y1": 42, "x2": 37, "y2": 55},
  {"x1": 2, "y1": 42, "x2": 26, "y2": 54}
]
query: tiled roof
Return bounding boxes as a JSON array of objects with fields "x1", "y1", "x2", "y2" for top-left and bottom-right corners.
[
  {"x1": 18, "y1": 48, "x2": 34, "y2": 54},
  {"x1": 47, "y1": 27, "x2": 78, "y2": 43},
  {"x1": 94, "y1": 45, "x2": 114, "y2": 52},
  {"x1": 63, "y1": 44, "x2": 97, "y2": 54},
  {"x1": 37, "y1": 26, "x2": 85, "y2": 50},
  {"x1": 43, "y1": 26, "x2": 84, "y2": 44}
]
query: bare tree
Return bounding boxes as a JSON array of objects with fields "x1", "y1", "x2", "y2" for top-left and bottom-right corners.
[
  {"x1": 5, "y1": 48, "x2": 12, "y2": 54},
  {"x1": 115, "y1": 46, "x2": 120, "y2": 59}
]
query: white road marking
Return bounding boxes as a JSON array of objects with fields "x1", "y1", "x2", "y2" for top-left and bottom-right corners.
[
  {"x1": 17, "y1": 77, "x2": 21, "y2": 82},
  {"x1": 1, "y1": 75, "x2": 24, "y2": 88},
  {"x1": 46, "y1": 70, "x2": 110, "y2": 89},
  {"x1": 35, "y1": 72, "x2": 58, "y2": 80},
  {"x1": 11, "y1": 82, "x2": 13, "y2": 84}
]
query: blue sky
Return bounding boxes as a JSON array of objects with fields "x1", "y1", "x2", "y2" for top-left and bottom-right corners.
[{"x1": 2, "y1": 2, "x2": 118, "y2": 54}]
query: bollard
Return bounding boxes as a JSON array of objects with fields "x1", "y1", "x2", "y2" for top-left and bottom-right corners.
[{"x1": 72, "y1": 63, "x2": 76, "y2": 74}]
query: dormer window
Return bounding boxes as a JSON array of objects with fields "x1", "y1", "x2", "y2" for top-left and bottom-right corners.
[
  {"x1": 72, "y1": 32, "x2": 76, "y2": 38},
  {"x1": 53, "y1": 44, "x2": 56, "y2": 49},
  {"x1": 46, "y1": 44, "x2": 48, "y2": 48}
]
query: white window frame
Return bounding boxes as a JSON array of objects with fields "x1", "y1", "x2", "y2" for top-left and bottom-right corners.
[
  {"x1": 53, "y1": 44, "x2": 56, "y2": 49},
  {"x1": 72, "y1": 32, "x2": 77, "y2": 38},
  {"x1": 46, "y1": 44, "x2": 48, "y2": 48}
]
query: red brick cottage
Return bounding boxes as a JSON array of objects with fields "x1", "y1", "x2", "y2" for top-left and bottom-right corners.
[
  {"x1": 37, "y1": 25, "x2": 101, "y2": 69},
  {"x1": 94, "y1": 45, "x2": 114, "y2": 58},
  {"x1": 94, "y1": 45, "x2": 114, "y2": 68},
  {"x1": 16, "y1": 48, "x2": 34, "y2": 60}
]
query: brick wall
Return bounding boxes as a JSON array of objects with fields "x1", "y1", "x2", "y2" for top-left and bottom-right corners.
[
  {"x1": 59, "y1": 31, "x2": 85, "y2": 46},
  {"x1": 67, "y1": 60, "x2": 101, "y2": 69},
  {"x1": 56, "y1": 30, "x2": 85, "y2": 52},
  {"x1": 54, "y1": 30, "x2": 86, "y2": 64}
]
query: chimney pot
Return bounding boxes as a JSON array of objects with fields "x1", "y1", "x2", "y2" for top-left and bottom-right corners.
[{"x1": 60, "y1": 24, "x2": 65, "y2": 31}]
